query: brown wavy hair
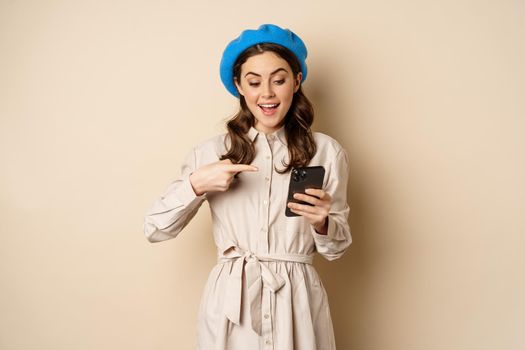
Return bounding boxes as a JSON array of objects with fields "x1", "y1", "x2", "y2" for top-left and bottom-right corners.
[{"x1": 219, "y1": 43, "x2": 317, "y2": 174}]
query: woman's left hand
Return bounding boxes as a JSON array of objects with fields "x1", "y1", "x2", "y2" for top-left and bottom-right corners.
[{"x1": 287, "y1": 188, "x2": 331, "y2": 235}]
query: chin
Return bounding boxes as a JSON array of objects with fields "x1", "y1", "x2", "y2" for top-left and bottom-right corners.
[
  {"x1": 249, "y1": 103, "x2": 288, "y2": 130},
  {"x1": 257, "y1": 114, "x2": 284, "y2": 123}
]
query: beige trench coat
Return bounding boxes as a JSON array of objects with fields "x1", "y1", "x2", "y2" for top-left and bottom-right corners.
[{"x1": 143, "y1": 125, "x2": 352, "y2": 349}]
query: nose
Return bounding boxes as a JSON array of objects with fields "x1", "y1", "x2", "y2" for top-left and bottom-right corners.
[{"x1": 262, "y1": 81, "x2": 275, "y2": 98}]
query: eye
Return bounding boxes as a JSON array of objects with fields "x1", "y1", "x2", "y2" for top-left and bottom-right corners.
[
  {"x1": 274, "y1": 79, "x2": 285, "y2": 85},
  {"x1": 248, "y1": 82, "x2": 260, "y2": 87}
]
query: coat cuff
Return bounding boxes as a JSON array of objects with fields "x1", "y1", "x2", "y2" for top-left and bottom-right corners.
[
  {"x1": 163, "y1": 174, "x2": 206, "y2": 208},
  {"x1": 310, "y1": 216, "x2": 336, "y2": 242}
]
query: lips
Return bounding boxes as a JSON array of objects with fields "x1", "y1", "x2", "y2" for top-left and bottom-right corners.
[{"x1": 258, "y1": 103, "x2": 280, "y2": 115}]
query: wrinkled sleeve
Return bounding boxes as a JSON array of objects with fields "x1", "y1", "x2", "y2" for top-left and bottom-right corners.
[
  {"x1": 310, "y1": 147, "x2": 352, "y2": 260},
  {"x1": 143, "y1": 147, "x2": 207, "y2": 243}
]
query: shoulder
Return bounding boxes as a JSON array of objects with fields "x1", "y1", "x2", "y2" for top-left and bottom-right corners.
[
  {"x1": 312, "y1": 131, "x2": 346, "y2": 156},
  {"x1": 189, "y1": 132, "x2": 229, "y2": 164},
  {"x1": 311, "y1": 132, "x2": 350, "y2": 178}
]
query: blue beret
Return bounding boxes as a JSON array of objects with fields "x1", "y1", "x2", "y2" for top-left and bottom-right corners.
[{"x1": 219, "y1": 24, "x2": 308, "y2": 97}]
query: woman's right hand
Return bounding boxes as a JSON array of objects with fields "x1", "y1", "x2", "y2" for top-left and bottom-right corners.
[{"x1": 189, "y1": 159, "x2": 258, "y2": 196}]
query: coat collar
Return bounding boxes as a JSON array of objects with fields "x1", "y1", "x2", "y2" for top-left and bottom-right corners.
[{"x1": 247, "y1": 124, "x2": 287, "y2": 146}]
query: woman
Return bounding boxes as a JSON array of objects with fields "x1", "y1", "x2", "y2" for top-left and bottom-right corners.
[{"x1": 143, "y1": 23, "x2": 352, "y2": 350}]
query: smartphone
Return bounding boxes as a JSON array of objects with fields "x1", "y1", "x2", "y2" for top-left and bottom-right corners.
[{"x1": 285, "y1": 166, "x2": 325, "y2": 217}]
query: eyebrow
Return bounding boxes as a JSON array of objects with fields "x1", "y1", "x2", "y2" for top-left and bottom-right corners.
[{"x1": 244, "y1": 67, "x2": 288, "y2": 78}]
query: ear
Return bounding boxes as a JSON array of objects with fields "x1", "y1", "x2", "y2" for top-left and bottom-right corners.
[
  {"x1": 234, "y1": 77, "x2": 245, "y2": 97},
  {"x1": 293, "y1": 72, "x2": 302, "y2": 93}
]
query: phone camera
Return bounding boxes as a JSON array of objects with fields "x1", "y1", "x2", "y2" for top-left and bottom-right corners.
[{"x1": 292, "y1": 168, "x2": 307, "y2": 182}]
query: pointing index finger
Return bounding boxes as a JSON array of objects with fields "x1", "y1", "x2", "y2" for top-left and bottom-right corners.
[{"x1": 226, "y1": 163, "x2": 259, "y2": 173}]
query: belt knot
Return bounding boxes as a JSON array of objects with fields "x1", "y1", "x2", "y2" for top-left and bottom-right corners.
[{"x1": 218, "y1": 245, "x2": 313, "y2": 335}]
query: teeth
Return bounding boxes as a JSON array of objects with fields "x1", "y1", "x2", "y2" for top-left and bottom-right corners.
[{"x1": 259, "y1": 104, "x2": 278, "y2": 108}]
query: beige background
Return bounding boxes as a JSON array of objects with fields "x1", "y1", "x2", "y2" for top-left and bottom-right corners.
[{"x1": 1, "y1": 0, "x2": 524, "y2": 349}]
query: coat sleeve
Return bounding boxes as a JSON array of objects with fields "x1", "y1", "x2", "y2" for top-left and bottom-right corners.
[
  {"x1": 310, "y1": 147, "x2": 352, "y2": 260},
  {"x1": 143, "y1": 147, "x2": 207, "y2": 243}
]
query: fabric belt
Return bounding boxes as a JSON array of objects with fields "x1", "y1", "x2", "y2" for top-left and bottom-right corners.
[{"x1": 218, "y1": 245, "x2": 314, "y2": 335}]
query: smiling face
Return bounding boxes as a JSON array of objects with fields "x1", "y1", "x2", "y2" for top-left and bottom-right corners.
[{"x1": 234, "y1": 51, "x2": 302, "y2": 135}]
